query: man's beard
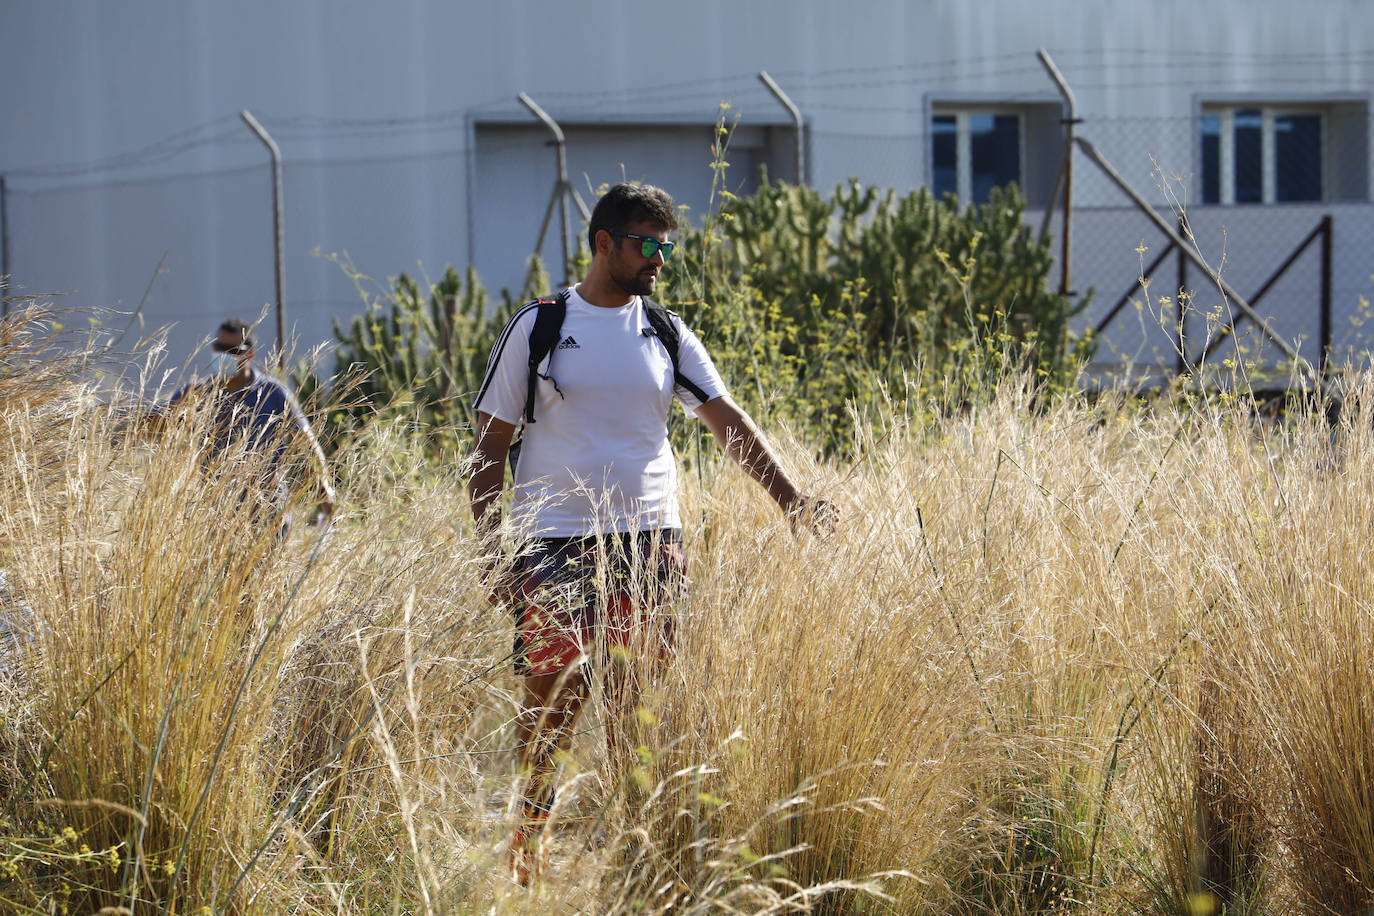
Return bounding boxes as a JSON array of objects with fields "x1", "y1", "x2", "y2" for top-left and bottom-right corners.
[{"x1": 610, "y1": 263, "x2": 657, "y2": 297}]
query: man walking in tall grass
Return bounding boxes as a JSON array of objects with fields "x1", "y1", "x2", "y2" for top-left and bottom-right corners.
[
  {"x1": 150, "y1": 317, "x2": 336, "y2": 533},
  {"x1": 468, "y1": 182, "x2": 834, "y2": 884}
]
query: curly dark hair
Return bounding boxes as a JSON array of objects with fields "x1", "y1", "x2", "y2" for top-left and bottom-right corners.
[{"x1": 586, "y1": 183, "x2": 678, "y2": 254}]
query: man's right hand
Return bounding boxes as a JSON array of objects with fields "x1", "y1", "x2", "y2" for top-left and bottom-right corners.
[{"x1": 788, "y1": 494, "x2": 840, "y2": 536}]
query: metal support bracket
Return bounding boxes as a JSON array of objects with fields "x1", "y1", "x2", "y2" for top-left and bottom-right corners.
[
  {"x1": 240, "y1": 110, "x2": 287, "y2": 364},
  {"x1": 519, "y1": 93, "x2": 591, "y2": 288}
]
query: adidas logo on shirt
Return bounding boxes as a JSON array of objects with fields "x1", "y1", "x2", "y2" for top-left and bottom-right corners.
[{"x1": 557, "y1": 336, "x2": 580, "y2": 350}]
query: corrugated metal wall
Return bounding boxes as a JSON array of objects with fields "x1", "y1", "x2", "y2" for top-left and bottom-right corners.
[{"x1": 2, "y1": 0, "x2": 1371, "y2": 376}]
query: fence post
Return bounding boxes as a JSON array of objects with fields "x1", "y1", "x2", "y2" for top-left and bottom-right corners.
[
  {"x1": 758, "y1": 71, "x2": 806, "y2": 186},
  {"x1": 1037, "y1": 49, "x2": 1078, "y2": 296},
  {"x1": 1320, "y1": 214, "x2": 1332, "y2": 372},
  {"x1": 240, "y1": 111, "x2": 286, "y2": 365},
  {"x1": 1177, "y1": 216, "x2": 1188, "y2": 374},
  {"x1": 0, "y1": 174, "x2": 9, "y2": 316},
  {"x1": 519, "y1": 93, "x2": 591, "y2": 288}
]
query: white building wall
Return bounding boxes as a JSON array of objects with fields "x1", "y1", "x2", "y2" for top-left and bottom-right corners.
[{"x1": 1, "y1": 0, "x2": 1371, "y2": 375}]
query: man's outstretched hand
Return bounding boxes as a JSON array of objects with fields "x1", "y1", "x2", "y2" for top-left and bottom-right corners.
[{"x1": 787, "y1": 494, "x2": 839, "y2": 536}]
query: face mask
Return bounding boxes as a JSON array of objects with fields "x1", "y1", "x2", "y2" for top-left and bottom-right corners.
[{"x1": 209, "y1": 353, "x2": 242, "y2": 380}]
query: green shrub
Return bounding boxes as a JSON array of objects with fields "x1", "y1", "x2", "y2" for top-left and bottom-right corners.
[
  {"x1": 310, "y1": 175, "x2": 1090, "y2": 458},
  {"x1": 663, "y1": 175, "x2": 1093, "y2": 454},
  {"x1": 306, "y1": 258, "x2": 549, "y2": 452}
]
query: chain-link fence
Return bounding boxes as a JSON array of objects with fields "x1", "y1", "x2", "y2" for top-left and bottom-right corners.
[
  {"x1": 2, "y1": 52, "x2": 1371, "y2": 391},
  {"x1": 1057, "y1": 112, "x2": 1374, "y2": 387},
  {"x1": 1, "y1": 145, "x2": 475, "y2": 381}
]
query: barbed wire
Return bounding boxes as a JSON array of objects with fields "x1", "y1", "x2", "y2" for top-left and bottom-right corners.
[
  {"x1": 5, "y1": 48, "x2": 1368, "y2": 184},
  {"x1": 7, "y1": 123, "x2": 249, "y2": 181},
  {"x1": 4, "y1": 160, "x2": 266, "y2": 196}
]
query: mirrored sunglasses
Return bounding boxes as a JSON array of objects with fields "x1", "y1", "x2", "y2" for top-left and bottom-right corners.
[{"x1": 611, "y1": 231, "x2": 675, "y2": 261}]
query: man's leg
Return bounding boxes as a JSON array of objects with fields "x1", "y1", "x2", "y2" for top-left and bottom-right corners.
[
  {"x1": 509, "y1": 663, "x2": 587, "y2": 885},
  {"x1": 515, "y1": 665, "x2": 588, "y2": 813},
  {"x1": 599, "y1": 531, "x2": 685, "y2": 783},
  {"x1": 508, "y1": 537, "x2": 595, "y2": 883},
  {"x1": 601, "y1": 633, "x2": 653, "y2": 785}
]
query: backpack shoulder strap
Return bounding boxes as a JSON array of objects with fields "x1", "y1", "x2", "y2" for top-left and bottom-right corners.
[
  {"x1": 524, "y1": 290, "x2": 570, "y2": 424},
  {"x1": 643, "y1": 298, "x2": 712, "y2": 404}
]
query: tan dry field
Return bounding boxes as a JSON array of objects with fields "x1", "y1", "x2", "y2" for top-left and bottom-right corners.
[{"x1": 1, "y1": 308, "x2": 1371, "y2": 914}]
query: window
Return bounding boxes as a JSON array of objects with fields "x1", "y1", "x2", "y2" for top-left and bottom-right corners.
[
  {"x1": 929, "y1": 103, "x2": 1063, "y2": 207},
  {"x1": 1200, "y1": 104, "x2": 1340, "y2": 204},
  {"x1": 931, "y1": 110, "x2": 1022, "y2": 205}
]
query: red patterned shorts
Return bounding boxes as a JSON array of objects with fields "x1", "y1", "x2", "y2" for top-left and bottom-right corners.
[{"x1": 511, "y1": 529, "x2": 686, "y2": 676}]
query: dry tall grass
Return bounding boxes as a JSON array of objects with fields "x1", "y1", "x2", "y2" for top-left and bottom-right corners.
[{"x1": 2, "y1": 305, "x2": 1372, "y2": 914}]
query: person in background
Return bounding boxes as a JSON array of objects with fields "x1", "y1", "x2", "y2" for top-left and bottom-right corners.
[{"x1": 156, "y1": 317, "x2": 335, "y2": 534}]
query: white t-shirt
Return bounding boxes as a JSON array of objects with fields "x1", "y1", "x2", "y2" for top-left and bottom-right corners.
[{"x1": 473, "y1": 287, "x2": 728, "y2": 537}]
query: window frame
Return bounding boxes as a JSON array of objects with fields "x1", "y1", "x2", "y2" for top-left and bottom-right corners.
[
  {"x1": 931, "y1": 108, "x2": 1024, "y2": 204},
  {"x1": 926, "y1": 94, "x2": 1061, "y2": 207},
  {"x1": 1197, "y1": 94, "x2": 1366, "y2": 205}
]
